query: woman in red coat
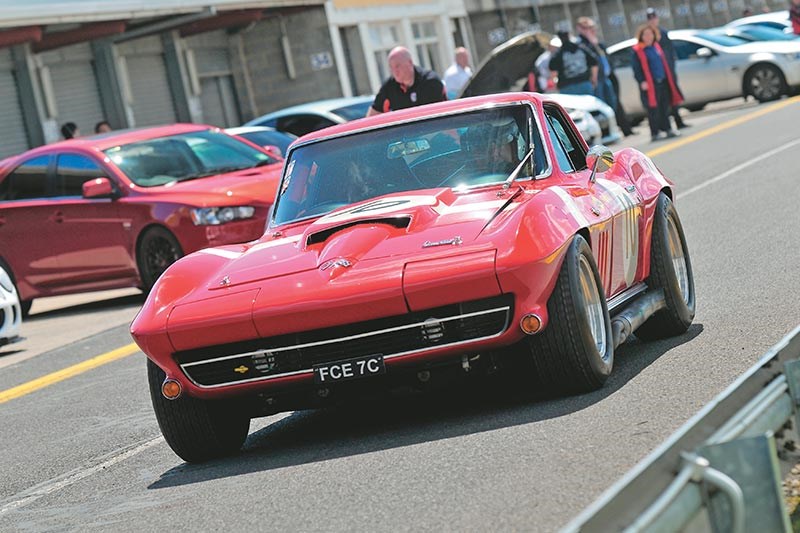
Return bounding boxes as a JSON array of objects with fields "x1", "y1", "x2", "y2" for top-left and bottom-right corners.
[{"x1": 631, "y1": 25, "x2": 683, "y2": 141}]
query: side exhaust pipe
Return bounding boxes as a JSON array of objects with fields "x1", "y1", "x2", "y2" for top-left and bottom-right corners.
[{"x1": 611, "y1": 290, "x2": 666, "y2": 349}]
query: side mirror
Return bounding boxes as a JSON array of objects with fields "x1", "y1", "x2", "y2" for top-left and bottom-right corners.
[
  {"x1": 82, "y1": 177, "x2": 116, "y2": 199},
  {"x1": 696, "y1": 47, "x2": 713, "y2": 59},
  {"x1": 262, "y1": 145, "x2": 283, "y2": 158},
  {"x1": 586, "y1": 145, "x2": 614, "y2": 183}
]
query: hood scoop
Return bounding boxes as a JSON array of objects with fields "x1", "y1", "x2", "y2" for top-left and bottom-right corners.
[{"x1": 306, "y1": 216, "x2": 412, "y2": 247}]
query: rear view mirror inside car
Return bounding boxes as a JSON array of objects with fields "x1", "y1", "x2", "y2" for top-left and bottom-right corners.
[{"x1": 387, "y1": 139, "x2": 430, "y2": 159}]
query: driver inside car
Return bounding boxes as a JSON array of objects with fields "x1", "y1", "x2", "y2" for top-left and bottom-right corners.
[{"x1": 457, "y1": 117, "x2": 522, "y2": 184}]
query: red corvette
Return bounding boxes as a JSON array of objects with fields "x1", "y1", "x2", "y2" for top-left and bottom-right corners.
[
  {"x1": 0, "y1": 124, "x2": 282, "y2": 315},
  {"x1": 131, "y1": 93, "x2": 695, "y2": 462}
]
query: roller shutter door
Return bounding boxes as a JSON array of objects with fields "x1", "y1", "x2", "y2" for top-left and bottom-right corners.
[
  {"x1": 43, "y1": 44, "x2": 105, "y2": 138},
  {"x1": 186, "y1": 33, "x2": 241, "y2": 127},
  {"x1": 126, "y1": 54, "x2": 176, "y2": 126},
  {"x1": 0, "y1": 50, "x2": 29, "y2": 159}
]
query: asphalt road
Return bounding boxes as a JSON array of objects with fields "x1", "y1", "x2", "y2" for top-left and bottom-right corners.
[{"x1": 2, "y1": 95, "x2": 799, "y2": 532}]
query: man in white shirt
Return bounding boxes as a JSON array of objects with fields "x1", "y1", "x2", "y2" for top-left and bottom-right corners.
[{"x1": 443, "y1": 47, "x2": 472, "y2": 99}]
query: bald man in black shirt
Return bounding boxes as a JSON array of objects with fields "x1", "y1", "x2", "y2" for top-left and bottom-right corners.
[{"x1": 367, "y1": 46, "x2": 447, "y2": 116}]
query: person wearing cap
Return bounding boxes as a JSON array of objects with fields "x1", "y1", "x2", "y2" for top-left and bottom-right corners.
[
  {"x1": 632, "y1": 24, "x2": 682, "y2": 141},
  {"x1": 646, "y1": 7, "x2": 689, "y2": 129},
  {"x1": 533, "y1": 36, "x2": 561, "y2": 92},
  {"x1": 548, "y1": 29, "x2": 598, "y2": 96}
]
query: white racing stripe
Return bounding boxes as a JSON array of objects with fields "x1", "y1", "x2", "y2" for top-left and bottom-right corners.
[{"x1": 676, "y1": 138, "x2": 800, "y2": 200}]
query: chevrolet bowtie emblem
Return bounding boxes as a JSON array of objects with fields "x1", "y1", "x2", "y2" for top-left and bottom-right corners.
[
  {"x1": 320, "y1": 258, "x2": 352, "y2": 270},
  {"x1": 423, "y1": 236, "x2": 462, "y2": 248},
  {"x1": 234, "y1": 365, "x2": 249, "y2": 374}
]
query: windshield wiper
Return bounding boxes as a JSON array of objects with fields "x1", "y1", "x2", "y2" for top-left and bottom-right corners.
[{"x1": 503, "y1": 148, "x2": 534, "y2": 191}]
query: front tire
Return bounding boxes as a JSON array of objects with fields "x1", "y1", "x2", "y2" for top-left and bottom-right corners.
[
  {"x1": 524, "y1": 235, "x2": 614, "y2": 394},
  {"x1": 137, "y1": 227, "x2": 183, "y2": 292},
  {"x1": 148, "y1": 360, "x2": 250, "y2": 463},
  {"x1": 746, "y1": 64, "x2": 786, "y2": 103},
  {"x1": 635, "y1": 193, "x2": 695, "y2": 340}
]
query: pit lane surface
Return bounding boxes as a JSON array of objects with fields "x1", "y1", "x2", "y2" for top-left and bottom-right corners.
[{"x1": 2, "y1": 96, "x2": 799, "y2": 531}]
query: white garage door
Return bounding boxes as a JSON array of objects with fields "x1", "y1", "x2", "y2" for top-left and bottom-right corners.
[
  {"x1": 0, "y1": 49, "x2": 29, "y2": 159},
  {"x1": 42, "y1": 44, "x2": 105, "y2": 138},
  {"x1": 126, "y1": 54, "x2": 177, "y2": 126}
]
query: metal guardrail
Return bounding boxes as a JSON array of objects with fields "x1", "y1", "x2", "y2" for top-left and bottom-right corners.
[{"x1": 565, "y1": 326, "x2": 800, "y2": 532}]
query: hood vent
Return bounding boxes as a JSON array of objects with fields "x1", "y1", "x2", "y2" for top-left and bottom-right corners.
[{"x1": 306, "y1": 216, "x2": 412, "y2": 247}]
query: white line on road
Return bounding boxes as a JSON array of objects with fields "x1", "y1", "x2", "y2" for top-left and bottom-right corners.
[
  {"x1": 676, "y1": 137, "x2": 800, "y2": 200},
  {"x1": 0, "y1": 436, "x2": 164, "y2": 517}
]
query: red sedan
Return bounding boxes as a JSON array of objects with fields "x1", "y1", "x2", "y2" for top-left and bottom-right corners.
[{"x1": 0, "y1": 124, "x2": 283, "y2": 315}]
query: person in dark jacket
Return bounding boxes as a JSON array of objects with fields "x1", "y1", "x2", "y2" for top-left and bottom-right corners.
[
  {"x1": 575, "y1": 17, "x2": 635, "y2": 136},
  {"x1": 632, "y1": 24, "x2": 682, "y2": 141},
  {"x1": 367, "y1": 46, "x2": 446, "y2": 116},
  {"x1": 646, "y1": 7, "x2": 689, "y2": 129},
  {"x1": 549, "y1": 30, "x2": 598, "y2": 96}
]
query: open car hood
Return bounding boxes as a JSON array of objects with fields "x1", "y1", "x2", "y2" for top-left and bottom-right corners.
[{"x1": 459, "y1": 31, "x2": 550, "y2": 98}]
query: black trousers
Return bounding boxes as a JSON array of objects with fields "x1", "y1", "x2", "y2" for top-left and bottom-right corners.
[{"x1": 642, "y1": 79, "x2": 672, "y2": 136}]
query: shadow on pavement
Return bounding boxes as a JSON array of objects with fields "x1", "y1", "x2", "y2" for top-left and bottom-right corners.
[
  {"x1": 25, "y1": 292, "x2": 146, "y2": 321},
  {"x1": 149, "y1": 323, "x2": 704, "y2": 489}
]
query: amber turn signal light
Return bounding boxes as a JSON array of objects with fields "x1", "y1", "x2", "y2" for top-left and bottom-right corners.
[
  {"x1": 162, "y1": 379, "x2": 182, "y2": 400},
  {"x1": 520, "y1": 314, "x2": 543, "y2": 335}
]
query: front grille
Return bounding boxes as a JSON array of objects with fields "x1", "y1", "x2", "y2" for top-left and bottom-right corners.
[{"x1": 176, "y1": 294, "x2": 513, "y2": 387}]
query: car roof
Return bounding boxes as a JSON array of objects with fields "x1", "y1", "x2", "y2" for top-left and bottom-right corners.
[
  {"x1": 0, "y1": 123, "x2": 215, "y2": 167},
  {"x1": 244, "y1": 95, "x2": 375, "y2": 125},
  {"x1": 225, "y1": 125, "x2": 281, "y2": 135},
  {"x1": 727, "y1": 9, "x2": 789, "y2": 27},
  {"x1": 293, "y1": 92, "x2": 550, "y2": 145}
]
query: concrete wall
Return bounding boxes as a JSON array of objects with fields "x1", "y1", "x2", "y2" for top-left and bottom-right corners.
[{"x1": 235, "y1": 6, "x2": 342, "y2": 120}]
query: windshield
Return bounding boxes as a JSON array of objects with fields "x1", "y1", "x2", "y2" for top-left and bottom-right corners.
[
  {"x1": 330, "y1": 99, "x2": 374, "y2": 121},
  {"x1": 694, "y1": 32, "x2": 749, "y2": 46},
  {"x1": 104, "y1": 130, "x2": 274, "y2": 187},
  {"x1": 238, "y1": 130, "x2": 297, "y2": 155},
  {"x1": 273, "y1": 105, "x2": 544, "y2": 226},
  {"x1": 735, "y1": 24, "x2": 796, "y2": 41}
]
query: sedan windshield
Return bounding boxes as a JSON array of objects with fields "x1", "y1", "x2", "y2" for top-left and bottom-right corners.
[
  {"x1": 104, "y1": 130, "x2": 274, "y2": 187},
  {"x1": 273, "y1": 105, "x2": 544, "y2": 226},
  {"x1": 694, "y1": 32, "x2": 749, "y2": 47}
]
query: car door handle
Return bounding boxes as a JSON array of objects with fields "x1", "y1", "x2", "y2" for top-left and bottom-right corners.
[{"x1": 49, "y1": 211, "x2": 64, "y2": 223}]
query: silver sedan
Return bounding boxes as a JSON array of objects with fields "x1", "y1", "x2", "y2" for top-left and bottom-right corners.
[{"x1": 607, "y1": 30, "x2": 800, "y2": 118}]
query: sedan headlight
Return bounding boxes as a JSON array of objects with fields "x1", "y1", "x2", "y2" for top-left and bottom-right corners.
[
  {"x1": 569, "y1": 109, "x2": 588, "y2": 123},
  {"x1": 190, "y1": 206, "x2": 256, "y2": 225},
  {"x1": 784, "y1": 52, "x2": 800, "y2": 61}
]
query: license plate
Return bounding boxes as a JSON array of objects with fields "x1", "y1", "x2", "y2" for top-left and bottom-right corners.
[{"x1": 313, "y1": 354, "x2": 385, "y2": 384}]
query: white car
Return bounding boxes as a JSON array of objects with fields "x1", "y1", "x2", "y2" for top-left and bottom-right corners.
[
  {"x1": 547, "y1": 93, "x2": 621, "y2": 145},
  {"x1": 459, "y1": 31, "x2": 621, "y2": 145},
  {"x1": 243, "y1": 96, "x2": 374, "y2": 137},
  {"x1": 725, "y1": 10, "x2": 792, "y2": 34},
  {"x1": 0, "y1": 263, "x2": 22, "y2": 347},
  {"x1": 607, "y1": 29, "x2": 800, "y2": 118}
]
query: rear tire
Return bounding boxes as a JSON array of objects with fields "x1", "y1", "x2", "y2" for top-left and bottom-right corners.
[
  {"x1": 746, "y1": 64, "x2": 786, "y2": 103},
  {"x1": 635, "y1": 193, "x2": 695, "y2": 340},
  {"x1": 523, "y1": 235, "x2": 614, "y2": 394},
  {"x1": 137, "y1": 227, "x2": 183, "y2": 292},
  {"x1": 148, "y1": 360, "x2": 250, "y2": 463}
]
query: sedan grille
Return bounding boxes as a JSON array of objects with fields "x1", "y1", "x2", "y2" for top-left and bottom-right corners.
[{"x1": 175, "y1": 294, "x2": 513, "y2": 387}]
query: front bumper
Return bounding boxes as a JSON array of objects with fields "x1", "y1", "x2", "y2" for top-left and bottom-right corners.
[{"x1": 174, "y1": 294, "x2": 514, "y2": 389}]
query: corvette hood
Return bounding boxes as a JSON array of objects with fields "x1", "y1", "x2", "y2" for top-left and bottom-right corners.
[{"x1": 198, "y1": 189, "x2": 520, "y2": 290}]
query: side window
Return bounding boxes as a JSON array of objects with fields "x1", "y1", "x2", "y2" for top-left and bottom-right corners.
[
  {"x1": 609, "y1": 48, "x2": 632, "y2": 70},
  {"x1": 56, "y1": 154, "x2": 106, "y2": 197},
  {"x1": 277, "y1": 115, "x2": 336, "y2": 137},
  {"x1": 0, "y1": 155, "x2": 51, "y2": 201},
  {"x1": 672, "y1": 40, "x2": 702, "y2": 60},
  {"x1": 544, "y1": 106, "x2": 587, "y2": 172}
]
